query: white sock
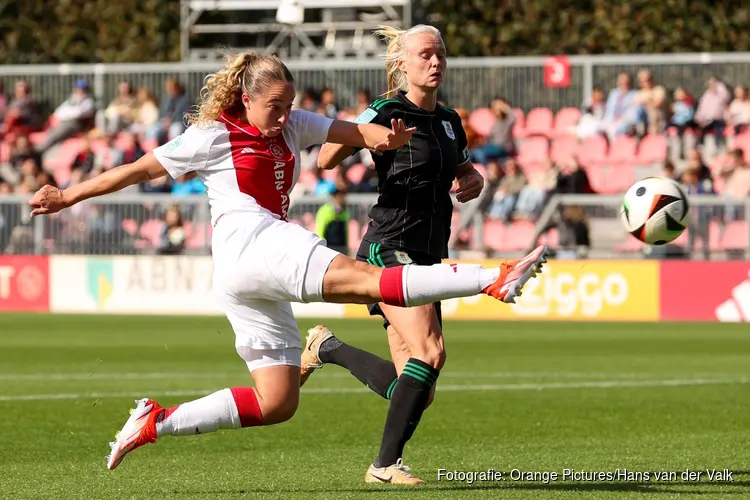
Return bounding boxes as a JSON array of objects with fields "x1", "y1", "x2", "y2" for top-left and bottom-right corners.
[
  {"x1": 401, "y1": 263, "x2": 499, "y2": 307},
  {"x1": 156, "y1": 388, "x2": 241, "y2": 437}
]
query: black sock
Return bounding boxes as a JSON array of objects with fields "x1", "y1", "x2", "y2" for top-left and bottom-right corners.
[
  {"x1": 319, "y1": 337, "x2": 398, "y2": 399},
  {"x1": 375, "y1": 358, "x2": 439, "y2": 468}
]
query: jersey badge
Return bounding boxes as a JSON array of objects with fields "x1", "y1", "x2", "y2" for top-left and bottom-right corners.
[
  {"x1": 442, "y1": 120, "x2": 456, "y2": 140},
  {"x1": 393, "y1": 250, "x2": 413, "y2": 264},
  {"x1": 269, "y1": 143, "x2": 284, "y2": 158},
  {"x1": 353, "y1": 108, "x2": 379, "y2": 124}
]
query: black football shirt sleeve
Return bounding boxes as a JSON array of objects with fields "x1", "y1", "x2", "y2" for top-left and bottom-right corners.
[{"x1": 451, "y1": 112, "x2": 471, "y2": 166}]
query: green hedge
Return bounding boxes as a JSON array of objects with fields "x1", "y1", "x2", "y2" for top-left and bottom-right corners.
[{"x1": 0, "y1": 1, "x2": 747, "y2": 63}]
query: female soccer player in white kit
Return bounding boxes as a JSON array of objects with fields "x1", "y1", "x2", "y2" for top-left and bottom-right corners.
[{"x1": 29, "y1": 52, "x2": 547, "y2": 472}]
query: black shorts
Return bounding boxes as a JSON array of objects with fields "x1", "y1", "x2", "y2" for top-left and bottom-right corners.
[{"x1": 355, "y1": 240, "x2": 443, "y2": 330}]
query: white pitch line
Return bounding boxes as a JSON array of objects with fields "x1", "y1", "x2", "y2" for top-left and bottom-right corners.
[
  {"x1": 0, "y1": 371, "x2": 740, "y2": 381},
  {"x1": 0, "y1": 378, "x2": 747, "y2": 402}
]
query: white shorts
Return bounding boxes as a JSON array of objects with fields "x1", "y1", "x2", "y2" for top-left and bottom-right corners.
[
  {"x1": 211, "y1": 212, "x2": 340, "y2": 351},
  {"x1": 236, "y1": 346, "x2": 302, "y2": 373}
]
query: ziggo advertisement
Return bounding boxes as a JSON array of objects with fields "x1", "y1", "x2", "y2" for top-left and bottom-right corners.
[{"x1": 1, "y1": 256, "x2": 748, "y2": 323}]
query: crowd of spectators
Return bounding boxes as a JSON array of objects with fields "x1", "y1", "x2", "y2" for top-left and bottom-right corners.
[{"x1": 0, "y1": 70, "x2": 747, "y2": 257}]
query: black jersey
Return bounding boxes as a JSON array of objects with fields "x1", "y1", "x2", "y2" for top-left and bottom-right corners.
[{"x1": 353, "y1": 91, "x2": 470, "y2": 260}]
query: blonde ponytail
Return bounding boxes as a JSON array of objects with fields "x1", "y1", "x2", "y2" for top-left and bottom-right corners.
[
  {"x1": 188, "y1": 51, "x2": 294, "y2": 125},
  {"x1": 375, "y1": 24, "x2": 444, "y2": 98}
]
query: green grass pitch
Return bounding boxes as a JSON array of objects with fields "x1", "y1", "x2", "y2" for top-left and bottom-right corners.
[{"x1": 0, "y1": 313, "x2": 748, "y2": 499}]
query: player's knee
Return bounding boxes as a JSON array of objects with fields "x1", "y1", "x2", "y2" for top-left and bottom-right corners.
[
  {"x1": 418, "y1": 343, "x2": 445, "y2": 370},
  {"x1": 261, "y1": 398, "x2": 299, "y2": 425}
]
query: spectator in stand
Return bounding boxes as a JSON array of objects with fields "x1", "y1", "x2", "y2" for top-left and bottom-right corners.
[
  {"x1": 320, "y1": 87, "x2": 338, "y2": 119},
  {"x1": 681, "y1": 167, "x2": 715, "y2": 260},
  {"x1": 94, "y1": 134, "x2": 125, "y2": 170},
  {"x1": 634, "y1": 69, "x2": 667, "y2": 135},
  {"x1": 575, "y1": 87, "x2": 606, "y2": 139},
  {"x1": 718, "y1": 148, "x2": 745, "y2": 181},
  {"x1": 694, "y1": 77, "x2": 730, "y2": 145},
  {"x1": 9, "y1": 134, "x2": 41, "y2": 172},
  {"x1": 157, "y1": 204, "x2": 186, "y2": 255},
  {"x1": 314, "y1": 186, "x2": 350, "y2": 255},
  {"x1": 118, "y1": 130, "x2": 146, "y2": 165},
  {"x1": 36, "y1": 79, "x2": 95, "y2": 154},
  {"x1": 99, "y1": 81, "x2": 138, "y2": 135},
  {"x1": 471, "y1": 97, "x2": 516, "y2": 165},
  {"x1": 603, "y1": 72, "x2": 637, "y2": 138},
  {"x1": 448, "y1": 160, "x2": 503, "y2": 252},
  {"x1": 312, "y1": 165, "x2": 336, "y2": 197},
  {"x1": 0, "y1": 81, "x2": 6, "y2": 121},
  {"x1": 355, "y1": 89, "x2": 371, "y2": 115},
  {"x1": 726, "y1": 85, "x2": 750, "y2": 136},
  {"x1": 722, "y1": 149, "x2": 750, "y2": 221},
  {"x1": 669, "y1": 87, "x2": 696, "y2": 136},
  {"x1": 296, "y1": 88, "x2": 318, "y2": 111},
  {"x1": 147, "y1": 79, "x2": 190, "y2": 145},
  {"x1": 661, "y1": 160, "x2": 678, "y2": 181},
  {"x1": 488, "y1": 158, "x2": 526, "y2": 222},
  {"x1": 515, "y1": 157, "x2": 559, "y2": 219},
  {"x1": 456, "y1": 107, "x2": 480, "y2": 149},
  {"x1": 171, "y1": 171, "x2": 206, "y2": 196},
  {"x1": 70, "y1": 136, "x2": 96, "y2": 176},
  {"x1": 131, "y1": 88, "x2": 160, "y2": 137},
  {"x1": 684, "y1": 147, "x2": 713, "y2": 183},
  {"x1": 0, "y1": 80, "x2": 43, "y2": 140}
]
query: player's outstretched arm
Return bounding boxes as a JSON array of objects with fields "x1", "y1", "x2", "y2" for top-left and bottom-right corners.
[
  {"x1": 29, "y1": 152, "x2": 169, "y2": 216},
  {"x1": 317, "y1": 142, "x2": 356, "y2": 170},
  {"x1": 326, "y1": 118, "x2": 414, "y2": 153}
]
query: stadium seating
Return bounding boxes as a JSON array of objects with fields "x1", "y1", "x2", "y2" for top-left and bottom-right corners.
[
  {"x1": 606, "y1": 135, "x2": 638, "y2": 167},
  {"x1": 577, "y1": 135, "x2": 608, "y2": 168},
  {"x1": 468, "y1": 108, "x2": 495, "y2": 137},
  {"x1": 345, "y1": 163, "x2": 366, "y2": 184},
  {"x1": 635, "y1": 134, "x2": 668, "y2": 165},
  {"x1": 516, "y1": 137, "x2": 549, "y2": 171},
  {"x1": 522, "y1": 107, "x2": 554, "y2": 138},
  {"x1": 553, "y1": 107, "x2": 582, "y2": 138},
  {"x1": 550, "y1": 137, "x2": 578, "y2": 164}
]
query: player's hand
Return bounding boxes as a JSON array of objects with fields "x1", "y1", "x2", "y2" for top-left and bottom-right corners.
[
  {"x1": 372, "y1": 119, "x2": 416, "y2": 151},
  {"x1": 455, "y1": 168, "x2": 484, "y2": 203},
  {"x1": 29, "y1": 185, "x2": 69, "y2": 216}
]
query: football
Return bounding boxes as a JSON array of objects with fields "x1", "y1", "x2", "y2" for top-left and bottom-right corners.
[{"x1": 621, "y1": 177, "x2": 690, "y2": 245}]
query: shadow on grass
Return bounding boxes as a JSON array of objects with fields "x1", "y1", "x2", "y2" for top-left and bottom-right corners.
[{"x1": 174, "y1": 478, "x2": 748, "y2": 496}]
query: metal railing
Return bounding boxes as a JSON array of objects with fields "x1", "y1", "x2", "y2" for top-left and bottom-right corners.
[
  {"x1": 533, "y1": 194, "x2": 750, "y2": 260},
  {"x1": 0, "y1": 192, "x2": 747, "y2": 259},
  {"x1": 4, "y1": 53, "x2": 750, "y2": 116}
]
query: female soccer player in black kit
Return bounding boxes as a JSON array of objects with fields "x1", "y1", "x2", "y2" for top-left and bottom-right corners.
[{"x1": 300, "y1": 25, "x2": 548, "y2": 484}]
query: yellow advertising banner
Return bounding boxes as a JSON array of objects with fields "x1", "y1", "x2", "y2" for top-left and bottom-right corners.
[{"x1": 344, "y1": 260, "x2": 661, "y2": 321}]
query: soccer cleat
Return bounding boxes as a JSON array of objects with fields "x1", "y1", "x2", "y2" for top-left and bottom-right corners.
[
  {"x1": 106, "y1": 398, "x2": 162, "y2": 470},
  {"x1": 299, "y1": 325, "x2": 334, "y2": 387},
  {"x1": 365, "y1": 459, "x2": 426, "y2": 485},
  {"x1": 483, "y1": 245, "x2": 549, "y2": 304}
]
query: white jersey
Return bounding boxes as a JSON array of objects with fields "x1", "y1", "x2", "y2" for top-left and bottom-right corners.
[{"x1": 153, "y1": 110, "x2": 334, "y2": 225}]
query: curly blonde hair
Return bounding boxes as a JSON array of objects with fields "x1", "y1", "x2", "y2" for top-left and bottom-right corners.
[
  {"x1": 375, "y1": 24, "x2": 444, "y2": 98},
  {"x1": 187, "y1": 52, "x2": 294, "y2": 125}
]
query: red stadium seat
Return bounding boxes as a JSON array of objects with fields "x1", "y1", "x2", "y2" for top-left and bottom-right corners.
[
  {"x1": 345, "y1": 163, "x2": 366, "y2": 184},
  {"x1": 576, "y1": 135, "x2": 607, "y2": 168},
  {"x1": 722, "y1": 221, "x2": 749, "y2": 250},
  {"x1": 468, "y1": 108, "x2": 495, "y2": 137},
  {"x1": 347, "y1": 219, "x2": 361, "y2": 252},
  {"x1": 606, "y1": 168, "x2": 635, "y2": 194},
  {"x1": 141, "y1": 138, "x2": 159, "y2": 152},
  {"x1": 322, "y1": 166, "x2": 338, "y2": 182},
  {"x1": 606, "y1": 135, "x2": 638, "y2": 166},
  {"x1": 516, "y1": 137, "x2": 549, "y2": 170},
  {"x1": 0, "y1": 141, "x2": 9, "y2": 163},
  {"x1": 553, "y1": 107, "x2": 582, "y2": 137},
  {"x1": 138, "y1": 219, "x2": 163, "y2": 247},
  {"x1": 121, "y1": 219, "x2": 138, "y2": 235},
  {"x1": 298, "y1": 169, "x2": 317, "y2": 192},
  {"x1": 482, "y1": 219, "x2": 505, "y2": 251},
  {"x1": 585, "y1": 166, "x2": 608, "y2": 193},
  {"x1": 732, "y1": 132, "x2": 750, "y2": 159},
  {"x1": 634, "y1": 134, "x2": 667, "y2": 165},
  {"x1": 502, "y1": 221, "x2": 537, "y2": 251},
  {"x1": 523, "y1": 107, "x2": 554, "y2": 137},
  {"x1": 511, "y1": 108, "x2": 526, "y2": 139},
  {"x1": 550, "y1": 137, "x2": 578, "y2": 165}
]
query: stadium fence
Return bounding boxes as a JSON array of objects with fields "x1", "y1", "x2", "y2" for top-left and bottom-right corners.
[
  {"x1": 4, "y1": 53, "x2": 750, "y2": 114},
  {"x1": 0, "y1": 194, "x2": 747, "y2": 259}
]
